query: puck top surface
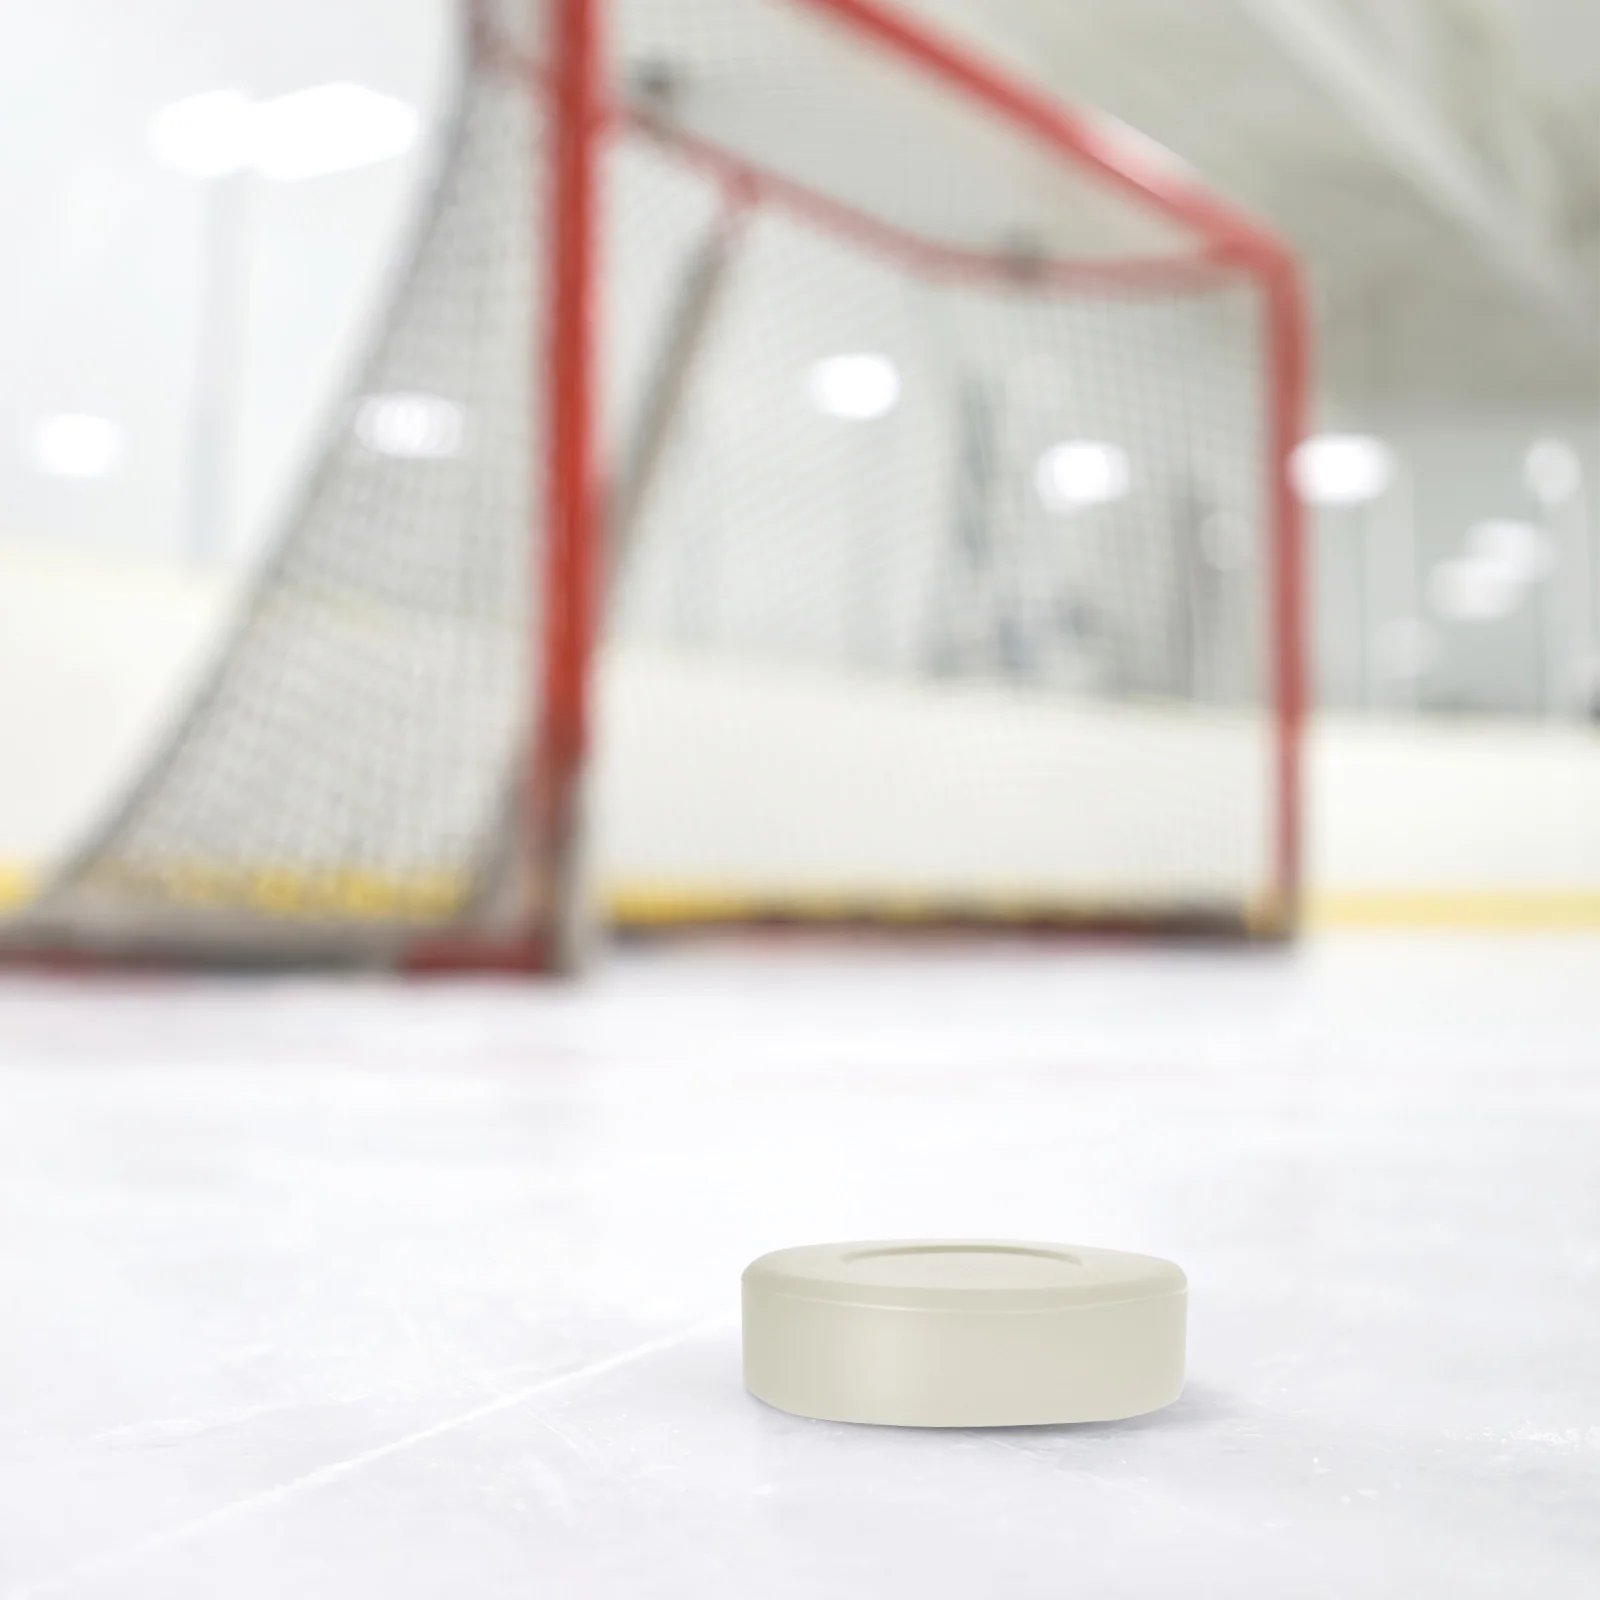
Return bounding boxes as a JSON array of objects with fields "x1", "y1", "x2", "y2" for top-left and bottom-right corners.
[{"x1": 744, "y1": 1240, "x2": 1185, "y2": 1312}]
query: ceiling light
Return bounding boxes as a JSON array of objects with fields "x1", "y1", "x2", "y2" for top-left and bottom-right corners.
[
  {"x1": 251, "y1": 84, "x2": 418, "y2": 182},
  {"x1": 355, "y1": 392, "x2": 464, "y2": 458},
  {"x1": 150, "y1": 84, "x2": 418, "y2": 183},
  {"x1": 807, "y1": 354, "x2": 900, "y2": 420},
  {"x1": 31, "y1": 413, "x2": 123, "y2": 478},
  {"x1": 1291, "y1": 433, "x2": 1394, "y2": 507},
  {"x1": 148, "y1": 89, "x2": 254, "y2": 178},
  {"x1": 1035, "y1": 440, "x2": 1130, "y2": 511},
  {"x1": 1524, "y1": 440, "x2": 1581, "y2": 509}
]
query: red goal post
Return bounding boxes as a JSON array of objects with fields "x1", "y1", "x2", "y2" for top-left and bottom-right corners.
[
  {"x1": 2, "y1": 0, "x2": 1308, "y2": 971},
  {"x1": 552, "y1": 0, "x2": 1309, "y2": 951}
]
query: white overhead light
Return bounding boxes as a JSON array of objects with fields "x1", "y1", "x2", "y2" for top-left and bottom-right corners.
[
  {"x1": 149, "y1": 89, "x2": 255, "y2": 178},
  {"x1": 1291, "y1": 433, "x2": 1394, "y2": 507},
  {"x1": 355, "y1": 392, "x2": 464, "y2": 458},
  {"x1": 1427, "y1": 557, "x2": 1521, "y2": 622},
  {"x1": 807, "y1": 353, "x2": 900, "y2": 420},
  {"x1": 31, "y1": 413, "x2": 123, "y2": 478},
  {"x1": 251, "y1": 84, "x2": 418, "y2": 182},
  {"x1": 149, "y1": 83, "x2": 418, "y2": 182},
  {"x1": 1464, "y1": 518, "x2": 1553, "y2": 584},
  {"x1": 1035, "y1": 440, "x2": 1129, "y2": 511},
  {"x1": 1524, "y1": 439, "x2": 1582, "y2": 509}
]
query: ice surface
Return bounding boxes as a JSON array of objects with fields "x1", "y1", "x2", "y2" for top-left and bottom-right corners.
[{"x1": 1, "y1": 934, "x2": 1597, "y2": 1597}]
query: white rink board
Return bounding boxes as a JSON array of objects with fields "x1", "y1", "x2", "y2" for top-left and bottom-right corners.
[
  {"x1": 3, "y1": 544, "x2": 1600, "y2": 913},
  {"x1": 596, "y1": 645, "x2": 1272, "y2": 906},
  {"x1": 0, "y1": 934, "x2": 1597, "y2": 1597}
]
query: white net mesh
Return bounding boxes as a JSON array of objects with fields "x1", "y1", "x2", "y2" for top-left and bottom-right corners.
[
  {"x1": 14, "y1": 21, "x2": 544, "y2": 957},
  {"x1": 597, "y1": 0, "x2": 1284, "y2": 927},
  {"x1": 8, "y1": 0, "x2": 1295, "y2": 961}
]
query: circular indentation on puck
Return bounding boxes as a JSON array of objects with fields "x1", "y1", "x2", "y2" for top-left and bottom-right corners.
[{"x1": 838, "y1": 1243, "x2": 1084, "y2": 1289}]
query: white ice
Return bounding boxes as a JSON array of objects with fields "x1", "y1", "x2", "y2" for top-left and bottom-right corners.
[{"x1": 1, "y1": 933, "x2": 1597, "y2": 1597}]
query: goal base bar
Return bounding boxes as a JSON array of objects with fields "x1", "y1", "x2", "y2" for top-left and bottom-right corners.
[
  {"x1": 0, "y1": 923, "x2": 553, "y2": 976},
  {"x1": 605, "y1": 883, "x2": 1295, "y2": 941}
]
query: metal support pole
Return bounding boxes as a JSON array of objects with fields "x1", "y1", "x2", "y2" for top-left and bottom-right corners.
[{"x1": 185, "y1": 172, "x2": 251, "y2": 565}]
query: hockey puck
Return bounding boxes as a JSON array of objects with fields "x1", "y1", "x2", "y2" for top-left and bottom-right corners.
[{"x1": 742, "y1": 1239, "x2": 1186, "y2": 1427}]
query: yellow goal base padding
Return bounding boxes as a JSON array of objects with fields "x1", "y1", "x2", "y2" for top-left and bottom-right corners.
[{"x1": 4, "y1": 860, "x2": 1600, "y2": 932}]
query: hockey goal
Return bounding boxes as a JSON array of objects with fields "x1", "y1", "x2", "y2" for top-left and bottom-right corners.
[{"x1": 6, "y1": 0, "x2": 1306, "y2": 969}]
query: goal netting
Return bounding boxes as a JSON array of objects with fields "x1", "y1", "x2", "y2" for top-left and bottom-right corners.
[{"x1": 6, "y1": 0, "x2": 1305, "y2": 965}]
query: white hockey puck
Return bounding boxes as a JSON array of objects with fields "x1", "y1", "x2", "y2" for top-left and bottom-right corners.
[{"x1": 742, "y1": 1239, "x2": 1186, "y2": 1427}]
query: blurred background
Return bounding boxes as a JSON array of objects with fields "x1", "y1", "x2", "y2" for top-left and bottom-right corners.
[
  {"x1": 0, "y1": 0, "x2": 1596, "y2": 927},
  {"x1": 2, "y1": 8, "x2": 1597, "y2": 1591}
]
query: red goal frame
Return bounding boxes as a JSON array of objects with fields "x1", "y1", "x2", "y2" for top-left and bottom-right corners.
[
  {"x1": 508, "y1": 0, "x2": 1308, "y2": 971},
  {"x1": 9, "y1": 0, "x2": 1308, "y2": 975}
]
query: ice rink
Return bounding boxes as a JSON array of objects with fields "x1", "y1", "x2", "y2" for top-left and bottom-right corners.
[{"x1": 2, "y1": 933, "x2": 1597, "y2": 1597}]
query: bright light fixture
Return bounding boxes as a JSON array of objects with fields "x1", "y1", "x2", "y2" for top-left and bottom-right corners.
[
  {"x1": 1291, "y1": 433, "x2": 1394, "y2": 507},
  {"x1": 150, "y1": 84, "x2": 418, "y2": 182},
  {"x1": 1035, "y1": 440, "x2": 1130, "y2": 511},
  {"x1": 1465, "y1": 518, "x2": 1552, "y2": 584},
  {"x1": 1524, "y1": 439, "x2": 1581, "y2": 509},
  {"x1": 1427, "y1": 557, "x2": 1520, "y2": 622},
  {"x1": 149, "y1": 89, "x2": 255, "y2": 178},
  {"x1": 807, "y1": 353, "x2": 900, "y2": 420},
  {"x1": 355, "y1": 392, "x2": 464, "y2": 458},
  {"x1": 251, "y1": 84, "x2": 418, "y2": 182},
  {"x1": 31, "y1": 413, "x2": 123, "y2": 478}
]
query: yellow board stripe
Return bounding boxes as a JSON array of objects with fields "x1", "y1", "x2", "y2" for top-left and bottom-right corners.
[
  {"x1": 0, "y1": 865, "x2": 31, "y2": 912},
  {"x1": 6, "y1": 861, "x2": 1600, "y2": 931}
]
